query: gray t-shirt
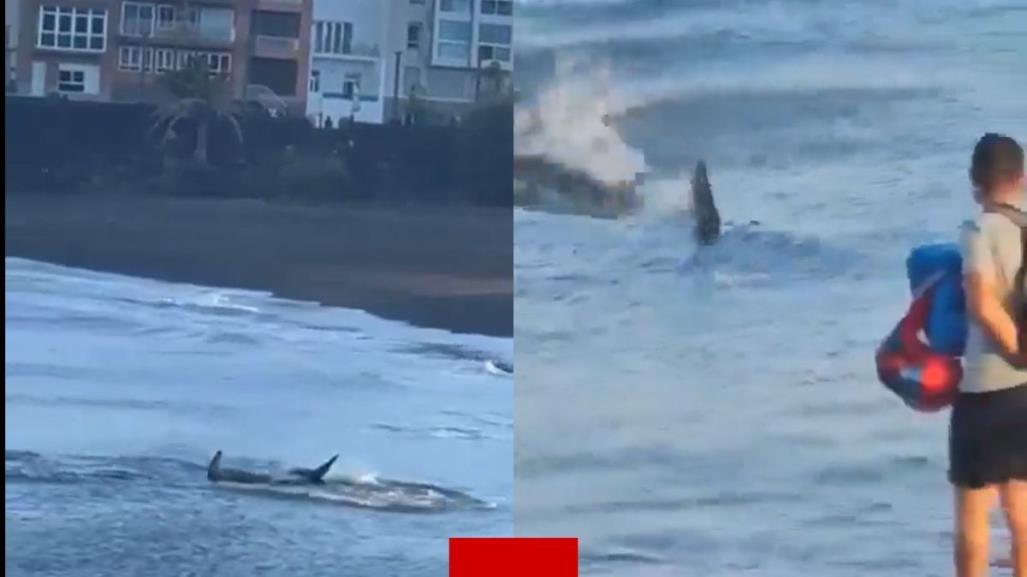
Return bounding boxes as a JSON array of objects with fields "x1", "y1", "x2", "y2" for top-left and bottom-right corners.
[{"x1": 960, "y1": 204, "x2": 1027, "y2": 393}]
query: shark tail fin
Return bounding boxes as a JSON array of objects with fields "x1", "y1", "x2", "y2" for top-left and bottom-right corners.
[
  {"x1": 307, "y1": 454, "x2": 338, "y2": 482},
  {"x1": 207, "y1": 450, "x2": 223, "y2": 480}
]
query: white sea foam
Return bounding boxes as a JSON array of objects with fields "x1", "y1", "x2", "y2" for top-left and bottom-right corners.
[{"x1": 515, "y1": 56, "x2": 648, "y2": 185}]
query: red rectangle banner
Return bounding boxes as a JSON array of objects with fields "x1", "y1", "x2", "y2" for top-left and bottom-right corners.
[{"x1": 450, "y1": 537, "x2": 578, "y2": 577}]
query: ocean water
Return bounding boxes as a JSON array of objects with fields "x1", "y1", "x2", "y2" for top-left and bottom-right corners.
[
  {"x1": 5, "y1": 257, "x2": 512, "y2": 577},
  {"x1": 514, "y1": 1, "x2": 1026, "y2": 575}
]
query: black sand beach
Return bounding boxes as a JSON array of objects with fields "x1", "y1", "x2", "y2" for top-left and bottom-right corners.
[{"x1": 5, "y1": 194, "x2": 513, "y2": 337}]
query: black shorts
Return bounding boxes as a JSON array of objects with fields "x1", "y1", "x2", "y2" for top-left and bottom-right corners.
[{"x1": 948, "y1": 383, "x2": 1027, "y2": 489}]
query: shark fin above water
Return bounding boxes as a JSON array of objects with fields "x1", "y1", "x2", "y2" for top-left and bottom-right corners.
[
  {"x1": 208, "y1": 451, "x2": 338, "y2": 485},
  {"x1": 288, "y1": 455, "x2": 339, "y2": 483}
]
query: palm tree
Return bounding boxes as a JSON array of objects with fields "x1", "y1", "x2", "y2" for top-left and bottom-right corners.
[{"x1": 148, "y1": 57, "x2": 243, "y2": 166}]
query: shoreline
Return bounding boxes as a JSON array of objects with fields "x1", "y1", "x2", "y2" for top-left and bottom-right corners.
[{"x1": 5, "y1": 193, "x2": 513, "y2": 337}]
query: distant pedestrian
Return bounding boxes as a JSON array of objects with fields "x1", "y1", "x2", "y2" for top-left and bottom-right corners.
[
  {"x1": 323, "y1": 116, "x2": 334, "y2": 130},
  {"x1": 406, "y1": 83, "x2": 423, "y2": 125},
  {"x1": 350, "y1": 85, "x2": 361, "y2": 124}
]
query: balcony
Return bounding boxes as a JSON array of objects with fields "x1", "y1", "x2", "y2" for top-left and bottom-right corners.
[
  {"x1": 312, "y1": 43, "x2": 379, "y2": 62},
  {"x1": 255, "y1": 0, "x2": 306, "y2": 12},
  {"x1": 252, "y1": 35, "x2": 301, "y2": 59},
  {"x1": 145, "y1": 22, "x2": 235, "y2": 49}
]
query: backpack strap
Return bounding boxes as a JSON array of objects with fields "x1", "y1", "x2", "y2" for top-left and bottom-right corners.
[
  {"x1": 1021, "y1": 224, "x2": 1026, "y2": 353},
  {"x1": 986, "y1": 203, "x2": 1027, "y2": 352},
  {"x1": 986, "y1": 202, "x2": 1027, "y2": 227}
]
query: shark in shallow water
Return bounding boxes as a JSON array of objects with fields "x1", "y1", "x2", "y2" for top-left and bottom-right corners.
[
  {"x1": 206, "y1": 450, "x2": 338, "y2": 485},
  {"x1": 690, "y1": 160, "x2": 721, "y2": 246}
]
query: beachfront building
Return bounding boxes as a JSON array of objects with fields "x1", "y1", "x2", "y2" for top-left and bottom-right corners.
[
  {"x1": 6, "y1": 0, "x2": 20, "y2": 90},
  {"x1": 428, "y1": 0, "x2": 511, "y2": 94},
  {"x1": 393, "y1": 0, "x2": 512, "y2": 122},
  {"x1": 306, "y1": 0, "x2": 513, "y2": 126},
  {"x1": 10, "y1": 0, "x2": 313, "y2": 115},
  {"x1": 305, "y1": 0, "x2": 387, "y2": 126}
]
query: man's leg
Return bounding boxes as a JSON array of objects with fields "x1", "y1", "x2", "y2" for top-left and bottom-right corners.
[
  {"x1": 999, "y1": 480, "x2": 1027, "y2": 577},
  {"x1": 955, "y1": 485, "x2": 997, "y2": 577}
]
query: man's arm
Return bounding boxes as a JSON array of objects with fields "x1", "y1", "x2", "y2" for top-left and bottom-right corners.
[{"x1": 965, "y1": 271, "x2": 1023, "y2": 362}]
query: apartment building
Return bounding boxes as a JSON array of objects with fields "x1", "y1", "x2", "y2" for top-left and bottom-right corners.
[
  {"x1": 6, "y1": 0, "x2": 20, "y2": 89},
  {"x1": 244, "y1": 0, "x2": 312, "y2": 113},
  {"x1": 306, "y1": 0, "x2": 512, "y2": 125},
  {"x1": 10, "y1": 0, "x2": 312, "y2": 114},
  {"x1": 305, "y1": 0, "x2": 387, "y2": 126},
  {"x1": 396, "y1": 0, "x2": 513, "y2": 121}
]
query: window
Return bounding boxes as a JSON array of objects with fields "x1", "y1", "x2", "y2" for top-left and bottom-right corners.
[
  {"x1": 167, "y1": 51, "x2": 230, "y2": 74},
  {"x1": 38, "y1": 6, "x2": 106, "y2": 52},
  {"x1": 439, "y1": 20, "x2": 471, "y2": 42},
  {"x1": 176, "y1": 50, "x2": 192, "y2": 69},
  {"x1": 252, "y1": 10, "x2": 300, "y2": 38},
  {"x1": 57, "y1": 67, "x2": 84, "y2": 92},
  {"x1": 309, "y1": 69, "x2": 320, "y2": 93},
  {"x1": 478, "y1": 23, "x2": 511, "y2": 62},
  {"x1": 55, "y1": 63, "x2": 98, "y2": 94},
  {"x1": 438, "y1": 42, "x2": 468, "y2": 60},
  {"x1": 197, "y1": 7, "x2": 234, "y2": 42},
  {"x1": 437, "y1": 20, "x2": 470, "y2": 60},
  {"x1": 342, "y1": 73, "x2": 360, "y2": 99},
  {"x1": 478, "y1": 45, "x2": 510, "y2": 63},
  {"x1": 440, "y1": 0, "x2": 471, "y2": 12},
  {"x1": 122, "y1": 2, "x2": 155, "y2": 37},
  {"x1": 154, "y1": 48, "x2": 174, "y2": 72},
  {"x1": 481, "y1": 1, "x2": 513, "y2": 16},
  {"x1": 248, "y1": 56, "x2": 297, "y2": 96},
  {"x1": 407, "y1": 23, "x2": 421, "y2": 50},
  {"x1": 156, "y1": 5, "x2": 175, "y2": 30},
  {"x1": 479, "y1": 23, "x2": 511, "y2": 44},
  {"x1": 118, "y1": 46, "x2": 152, "y2": 71},
  {"x1": 314, "y1": 21, "x2": 324, "y2": 52},
  {"x1": 119, "y1": 46, "x2": 138, "y2": 70},
  {"x1": 314, "y1": 21, "x2": 352, "y2": 55},
  {"x1": 207, "y1": 52, "x2": 231, "y2": 74}
]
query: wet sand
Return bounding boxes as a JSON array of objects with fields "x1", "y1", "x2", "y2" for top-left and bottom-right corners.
[{"x1": 5, "y1": 193, "x2": 512, "y2": 337}]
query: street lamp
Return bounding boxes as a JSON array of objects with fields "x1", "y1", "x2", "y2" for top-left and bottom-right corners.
[{"x1": 393, "y1": 50, "x2": 402, "y2": 123}]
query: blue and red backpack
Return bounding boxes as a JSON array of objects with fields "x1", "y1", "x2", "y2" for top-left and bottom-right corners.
[
  {"x1": 875, "y1": 244, "x2": 965, "y2": 412},
  {"x1": 876, "y1": 205, "x2": 1027, "y2": 411}
]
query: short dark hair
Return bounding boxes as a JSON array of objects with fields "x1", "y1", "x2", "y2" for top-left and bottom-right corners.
[{"x1": 970, "y1": 133, "x2": 1024, "y2": 195}]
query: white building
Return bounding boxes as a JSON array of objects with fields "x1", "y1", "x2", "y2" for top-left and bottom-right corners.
[
  {"x1": 306, "y1": 0, "x2": 389, "y2": 126},
  {"x1": 307, "y1": 0, "x2": 513, "y2": 126},
  {"x1": 418, "y1": 0, "x2": 512, "y2": 117}
]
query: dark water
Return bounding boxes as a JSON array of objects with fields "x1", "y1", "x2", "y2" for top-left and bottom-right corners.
[
  {"x1": 514, "y1": 1, "x2": 1026, "y2": 575},
  {"x1": 6, "y1": 258, "x2": 512, "y2": 576}
]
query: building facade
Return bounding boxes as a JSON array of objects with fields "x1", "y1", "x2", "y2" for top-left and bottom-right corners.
[
  {"x1": 398, "y1": 0, "x2": 513, "y2": 122},
  {"x1": 6, "y1": 0, "x2": 20, "y2": 89},
  {"x1": 10, "y1": 0, "x2": 312, "y2": 114},
  {"x1": 305, "y1": 0, "x2": 386, "y2": 126},
  {"x1": 306, "y1": 0, "x2": 512, "y2": 126}
]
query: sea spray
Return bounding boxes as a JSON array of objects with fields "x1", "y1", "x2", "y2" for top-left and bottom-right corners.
[
  {"x1": 514, "y1": 56, "x2": 701, "y2": 219},
  {"x1": 515, "y1": 56, "x2": 647, "y2": 187}
]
